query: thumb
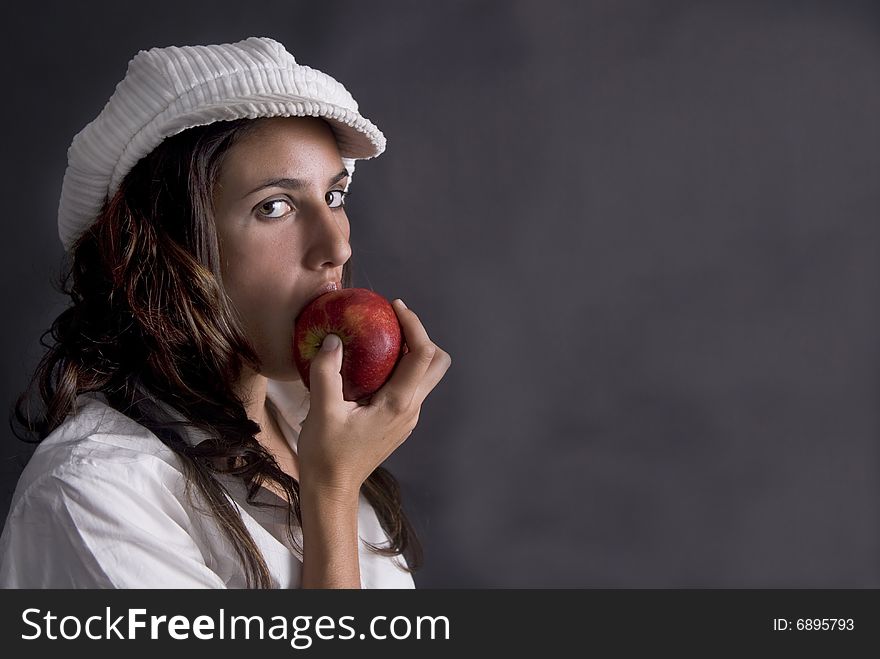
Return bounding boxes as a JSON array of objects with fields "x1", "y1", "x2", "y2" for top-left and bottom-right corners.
[{"x1": 308, "y1": 334, "x2": 344, "y2": 408}]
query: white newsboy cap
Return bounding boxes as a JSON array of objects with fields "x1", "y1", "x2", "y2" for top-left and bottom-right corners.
[{"x1": 57, "y1": 36, "x2": 386, "y2": 251}]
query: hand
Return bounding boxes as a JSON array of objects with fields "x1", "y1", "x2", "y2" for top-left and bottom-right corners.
[{"x1": 296, "y1": 299, "x2": 451, "y2": 498}]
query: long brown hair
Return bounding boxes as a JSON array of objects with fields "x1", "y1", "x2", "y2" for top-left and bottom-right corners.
[{"x1": 11, "y1": 117, "x2": 422, "y2": 587}]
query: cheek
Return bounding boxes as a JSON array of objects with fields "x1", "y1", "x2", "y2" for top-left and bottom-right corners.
[
  {"x1": 220, "y1": 221, "x2": 291, "y2": 287},
  {"x1": 221, "y1": 243, "x2": 290, "y2": 323}
]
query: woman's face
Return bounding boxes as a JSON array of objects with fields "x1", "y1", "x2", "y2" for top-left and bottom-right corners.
[{"x1": 212, "y1": 116, "x2": 352, "y2": 381}]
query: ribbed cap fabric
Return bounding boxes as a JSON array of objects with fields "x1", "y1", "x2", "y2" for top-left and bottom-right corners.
[{"x1": 58, "y1": 36, "x2": 386, "y2": 251}]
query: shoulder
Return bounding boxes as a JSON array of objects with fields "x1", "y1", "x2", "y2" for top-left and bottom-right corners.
[
  {"x1": 0, "y1": 394, "x2": 227, "y2": 588},
  {"x1": 10, "y1": 393, "x2": 187, "y2": 511}
]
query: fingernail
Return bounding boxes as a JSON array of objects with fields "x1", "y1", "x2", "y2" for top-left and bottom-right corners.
[
  {"x1": 396, "y1": 298, "x2": 407, "y2": 309},
  {"x1": 321, "y1": 334, "x2": 341, "y2": 352}
]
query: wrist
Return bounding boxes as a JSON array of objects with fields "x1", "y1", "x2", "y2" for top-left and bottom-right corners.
[{"x1": 299, "y1": 479, "x2": 361, "y2": 508}]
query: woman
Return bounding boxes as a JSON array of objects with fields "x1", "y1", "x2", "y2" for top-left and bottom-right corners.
[{"x1": 0, "y1": 36, "x2": 451, "y2": 588}]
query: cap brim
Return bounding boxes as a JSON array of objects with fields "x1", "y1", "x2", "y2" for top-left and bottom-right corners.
[
  {"x1": 156, "y1": 94, "x2": 385, "y2": 159},
  {"x1": 107, "y1": 93, "x2": 386, "y2": 196}
]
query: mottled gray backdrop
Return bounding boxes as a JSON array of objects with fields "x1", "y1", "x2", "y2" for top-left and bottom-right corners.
[{"x1": 2, "y1": 0, "x2": 879, "y2": 586}]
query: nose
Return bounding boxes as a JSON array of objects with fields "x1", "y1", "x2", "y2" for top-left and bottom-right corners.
[{"x1": 303, "y1": 203, "x2": 352, "y2": 271}]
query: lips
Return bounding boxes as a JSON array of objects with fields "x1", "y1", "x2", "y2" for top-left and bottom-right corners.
[
  {"x1": 310, "y1": 280, "x2": 340, "y2": 303},
  {"x1": 296, "y1": 281, "x2": 342, "y2": 319}
]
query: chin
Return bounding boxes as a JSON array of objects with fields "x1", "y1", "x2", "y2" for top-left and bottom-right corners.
[
  {"x1": 253, "y1": 344, "x2": 302, "y2": 382},
  {"x1": 259, "y1": 364, "x2": 301, "y2": 382}
]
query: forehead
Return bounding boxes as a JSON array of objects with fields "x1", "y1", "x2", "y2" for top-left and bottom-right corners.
[{"x1": 218, "y1": 116, "x2": 343, "y2": 183}]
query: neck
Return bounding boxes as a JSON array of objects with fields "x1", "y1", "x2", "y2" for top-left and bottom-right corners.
[
  {"x1": 235, "y1": 364, "x2": 271, "y2": 430},
  {"x1": 234, "y1": 365, "x2": 300, "y2": 487}
]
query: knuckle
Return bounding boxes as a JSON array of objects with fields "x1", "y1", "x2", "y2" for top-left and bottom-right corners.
[
  {"x1": 417, "y1": 343, "x2": 437, "y2": 363},
  {"x1": 382, "y1": 394, "x2": 408, "y2": 416},
  {"x1": 404, "y1": 407, "x2": 420, "y2": 432}
]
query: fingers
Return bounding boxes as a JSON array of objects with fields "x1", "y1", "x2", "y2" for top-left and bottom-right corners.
[
  {"x1": 374, "y1": 300, "x2": 450, "y2": 413},
  {"x1": 415, "y1": 345, "x2": 452, "y2": 404},
  {"x1": 307, "y1": 334, "x2": 344, "y2": 411},
  {"x1": 393, "y1": 299, "x2": 431, "y2": 355}
]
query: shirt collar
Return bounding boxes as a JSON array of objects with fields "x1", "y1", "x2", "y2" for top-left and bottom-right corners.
[
  {"x1": 264, "y1": 377, "x2": 311, "y2": 451},
  {"x1": 146, "y1": 377, "x2": 311, "y2": 449}
]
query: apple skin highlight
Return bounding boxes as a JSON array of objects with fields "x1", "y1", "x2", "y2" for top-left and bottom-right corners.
[{"x1": 293, "y1": 288, "x2": 404, "y2": 402}]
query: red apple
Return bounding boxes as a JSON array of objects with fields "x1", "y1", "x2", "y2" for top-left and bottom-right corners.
[{"x1": 293, "y1": 287, "x2": 404, "y2": 402}]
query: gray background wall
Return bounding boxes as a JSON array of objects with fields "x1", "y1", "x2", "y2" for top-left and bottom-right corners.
[{"x1": 2, "y1": 0, "x2": 879, "y2": 587}]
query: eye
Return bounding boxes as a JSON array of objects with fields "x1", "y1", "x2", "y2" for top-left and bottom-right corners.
[
  {"x1": 326, "y1": 189, "x2": 348, "y2": 208},
  {"x1": 257, "y1": 198, "x2": 293, "y2": 219}
]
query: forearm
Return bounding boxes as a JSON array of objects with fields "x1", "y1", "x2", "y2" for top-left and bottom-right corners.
[{"x1": 299, "y1": 484, "x2": 362, "y2": 589}]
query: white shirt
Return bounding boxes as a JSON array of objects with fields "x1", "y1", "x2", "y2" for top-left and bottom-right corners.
[{"x1": 0, "y1": 378, "x2": 414, "y2": 589}]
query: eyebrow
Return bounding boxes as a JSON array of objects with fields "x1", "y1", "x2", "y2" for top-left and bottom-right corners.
[{"x1": 242, "y1": 169, "x2": 349, "y2": 199}]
